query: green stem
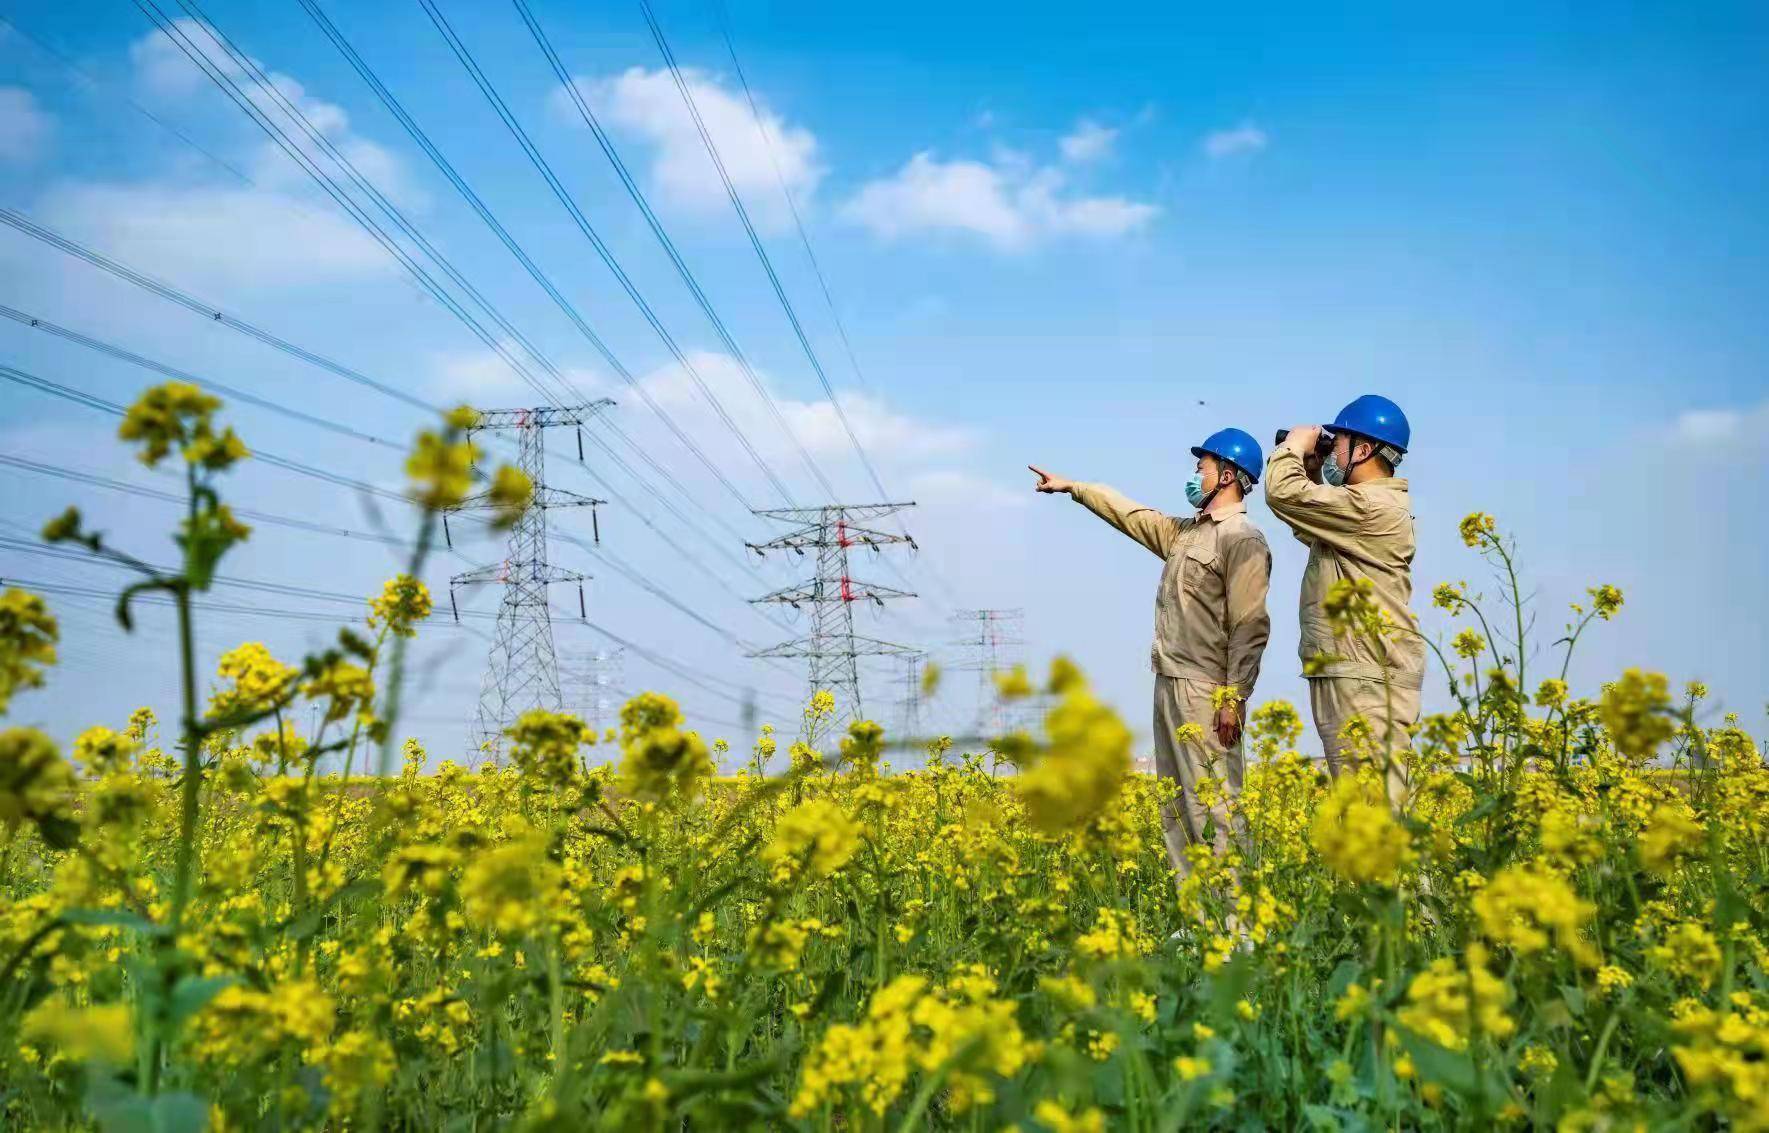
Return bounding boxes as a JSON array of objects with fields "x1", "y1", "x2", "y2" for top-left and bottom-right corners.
[
  {"x1": 548, "y1": 932, "x2": 566, "y2": 1094},
  {"x1": 1583, "y1": 1010, "x2": 1620, "y2": 1093},
  {"x1": 168, "y1": 583, "x2": 202, "y2": 935},
  {"x1": 893, "y1": 1062, "x2": 954, "y2": 1133},
  {"x1": 374, "y1": 509, "x2": 436, "y2": 778}
]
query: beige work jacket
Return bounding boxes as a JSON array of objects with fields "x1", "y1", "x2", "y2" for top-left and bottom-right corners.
[
  {"x1": 1071, "y1": 484, "x2": 1272, "y2": 695},
  {"x1": 1262, "y1": 448, "x2": 1426, "y2": 688}
]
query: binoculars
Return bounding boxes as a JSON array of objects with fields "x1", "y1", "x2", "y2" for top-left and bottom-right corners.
[{"x1": 1275, "y1": 427, "x2": 1335, "y2": 455}]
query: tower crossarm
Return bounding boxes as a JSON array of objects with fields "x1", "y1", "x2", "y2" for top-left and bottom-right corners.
[
  {"x1": 745, "y1": 523, "x2": 916, "y2": 554},
  {"x1": 449, "y1": 485, "x2": 606, "y2": 512},
  {"x1": 465, "y1": 401, "x2": 615, "y2": 431},
  {"x1": 450, "y1": 561, "x2": 590, "y2": 588},
  {"x1": 747, "y1": 635, "x2": 921, "y2": 660},
  {"x1": 751, "y1": 502, "x2": 914, "y2": 524},
  {"x1": 750, "y1": 578, "x2": 917, "y2": 607}
]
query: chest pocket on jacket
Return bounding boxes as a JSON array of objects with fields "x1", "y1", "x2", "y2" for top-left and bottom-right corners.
[
  {"x1": 1182, "y1": 542, "x2": 1217, "y2": 584},
  {"x1": 1180, "y1": 542, "x2": 1219, "y2": 605}
]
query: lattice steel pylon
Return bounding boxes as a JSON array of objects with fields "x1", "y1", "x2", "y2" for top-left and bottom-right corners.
[
  {"x1": 446, "y1": 403, "x2": 612, "y2": 763},
  {"x1": 746, "y1": 503, "x2": 919, "y2": 744},
  {"x1": 560, "y1": 647, "x2": 625, "y2": 735},
  {"x1": 894, "y1": 651, "x2": 929, "y2": 745},
  {"x1": 948, "y1": 609, "x2": 1026, "y2": 736}
]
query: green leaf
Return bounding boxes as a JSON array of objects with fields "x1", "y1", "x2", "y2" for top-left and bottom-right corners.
[
  {"x1": 36, "y1": 812, "x2": 83, "y2": 851},
  {"x1": 61, "y1": 908, "x2": 164, "y2": 937},
  {"x1": 1559, "y1": 983, "x2": 1587, "y2": 1020},
  {"x1": 149, "y1": 1093, "x2": 209, "y2": 1133},
  {"x1": 1326, "y1": 959, "x2": 1362, "y2": 1001},
  {"x1": 168, "y1": 975, "x2": 239, "y2": 1028},
  {"x1": 87, "y1": 1085, "x2": 206, "y2": 1133},
  {"x1": 1206, "y1": 952, "x2": 1255, "y2": 1023},
  {"x1": 1397, "y1": 1029, "x2": 1485, "y2": 1102}
]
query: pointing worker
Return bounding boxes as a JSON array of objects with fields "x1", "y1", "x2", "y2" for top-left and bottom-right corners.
[
  {"x1": 1265, "y1": 395, "x2": 1425, "y2": 802},
  {"x1": 1030, "y1": 429, "x2": 1272, "y2": 881}
]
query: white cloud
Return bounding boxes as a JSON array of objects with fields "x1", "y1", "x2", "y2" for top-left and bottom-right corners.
[
  {"x1": 0, "y1": 87, "x2": 52, "y2": 162},
  {"x1": 1059, "y1": 119, "x2": 1117, "y2": 164},
  {"x1": 1670, "y1": 402, "x2": 1769, "y2": 446},
  {"x1": 1202, "y1": 122, "x2": 1268, "y2": 159},
  {"x1": 126, "y1": 18, "x2": 421, "y2": 209},
  {"x1": 842, "y1": 152, "x2": 1158, "y2": 250},
  {"x1": 554, "y1": 67, "x2": 821, "y2": 231},
  {"x1": 427, "y1": 345, "x2": 979, "y2": 504},
  {"x1": 25, "y1": 19, "x2": 439, "y2": 292},
  {"x1": 429, "y1": 341, "x2": 607, "y2": 405},
  {"x1": 906, "y1": 469, "x2": 1025, "y2": 510},
  {"x1": 37, "y1": 181, "x2": 392, "y2": 290},
  {"x1": 635, "y1": 350, "x2": 972, "y2": 463}
]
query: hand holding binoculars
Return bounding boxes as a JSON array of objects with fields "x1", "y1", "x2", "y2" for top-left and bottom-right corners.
[{"x1": 1275, "y1": 427, "x2": 1335, "y2": 455}]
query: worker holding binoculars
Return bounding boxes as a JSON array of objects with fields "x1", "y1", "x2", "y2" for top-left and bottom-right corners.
[
  {"x1": 1266, "y1": 395, "x2": 1424, "y2": 803},
  {"x1": 1029, "y1": 429, "x2": 1272, "y2": 882}
]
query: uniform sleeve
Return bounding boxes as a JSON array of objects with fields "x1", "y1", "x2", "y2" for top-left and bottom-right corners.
[
  {"x1": 1069, "y1": 482, "x2": 1180, "y2": 560},
  {"x1": 1262, "y1": 448, "x2": 1366, "y2": 555},
  {"x1": 1223, "y1": 528, "x2": 1272, "y2": 698}
]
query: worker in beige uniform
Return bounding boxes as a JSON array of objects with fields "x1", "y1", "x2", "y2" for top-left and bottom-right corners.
[
  {"x1": 1029, "y1": 428, "x2": 1272, "y2": 881},
  {"x1": 1265, "y1": 395, "x2": 1425, "y2": 803}
]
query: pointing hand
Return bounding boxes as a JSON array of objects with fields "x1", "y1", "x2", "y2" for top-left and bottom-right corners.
[{"x1": 1028, "y1": 465, "x2": 1075, "y2": 495}]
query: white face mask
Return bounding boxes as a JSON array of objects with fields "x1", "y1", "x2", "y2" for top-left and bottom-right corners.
[{"x1": 1321, "y1": 451, "x2": 1348, "y2": 487}]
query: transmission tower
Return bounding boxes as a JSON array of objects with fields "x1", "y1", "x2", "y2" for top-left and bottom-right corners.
[
  {"x1": 894, "y1": 651, "x2": 929, "y2": 746},
  {"x1": 746, "y1": 503, "x2": 919, "y2": 744},
  {"x1": 446, "y1": 403, "x2": 612, "y2": 763},
  {"x1": 560, "y1": 647, "x2": 626, "y2": 735},
  {"x1": 948, "y1": 609, "x2": 1026, "y2": 736}
]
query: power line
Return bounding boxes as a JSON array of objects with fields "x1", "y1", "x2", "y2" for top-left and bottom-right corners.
[
  {"x1": 0, "y1": 360, "x2": 411, "y2": 505},
  {"x1": 0, "y1": 207, "x2": 436, "y2": 414},
  {"x1": 513, "y1": 0, "x2": 841, "y2": 503},
  {"x1": 416, "y1": 0, "x2": 801, "y2": 511},
  {"x1": 0, "y1": 13, "x2": 257, "y2": 187},
  {"x1": 709, "y1": 0, "x2": 871, "y2": 394},
  {"x1": 636, "y1": 1, "x2": 963, "y2": 613},
  {"x1": 138, "y1": 0, "x2": 576, "y2": 413},
  {"x1": 0, "y1": 567, "x2": 784, "y2": 715},
  {"x1": 0, "y1": 301, "x2": 796, "y2": 645},
  {"x1": 296, "y1": 0, "x2": 781, "y2": 540},
  {"x1": 0, "y1": 435, "x2": 788, "y2": 662},
  {"x1": 636, "y1": 0, "x2": 892, "y2": 506},
  {"x1": 0, "y1": 211, "x2": 776, "y2": 612},
  {"x1": 0, "y1": 451, "x2": 417, "y2": 550},
  {"x1": 0, "y1": 303, "x2": 402, "y2": 451}
]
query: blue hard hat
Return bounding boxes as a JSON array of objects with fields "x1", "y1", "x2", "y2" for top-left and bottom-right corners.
[
  {"x1": 1190, "y1": 427, "x2": 1265, "y2": 484},
  {"x1": 1329, "y1": 395, "x2": 1410, "y2": 452}
]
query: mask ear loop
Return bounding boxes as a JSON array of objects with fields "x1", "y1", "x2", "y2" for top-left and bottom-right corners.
[
  {"x1": 1196, "y1": 458, "x2": 1226, "y2": 512},
  {"x1": 1342, "y1": 434, "x2": 1372, "y2": 478}
]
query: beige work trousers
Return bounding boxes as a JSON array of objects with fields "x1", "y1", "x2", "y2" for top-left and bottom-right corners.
[
  {"x1": 1307, "y1": 676, "x2": 1420, "y2": 806},
  {"x1": 1152, "y1": 675, "x2": 1243, "y2": 883}
]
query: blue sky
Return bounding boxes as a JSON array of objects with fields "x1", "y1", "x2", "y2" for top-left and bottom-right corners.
[{"x1": 1, "y1": 1, "x2": 1765, "y2": 762}]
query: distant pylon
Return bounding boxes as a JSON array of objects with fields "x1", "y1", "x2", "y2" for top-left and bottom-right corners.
[
  {"x1": 895, "y1": 651, "x2": 928, "y2": 744},
  {"x1": 559, "y1": 647, "x2": 625, "y2": 735},
  {"x1": 948, "y1": 608, "x2": 1025, "y2": 735},
  {"x1": 746, "y1": 503, "x2": 919, "y2": 744},
  {"x1": 445, "y1": 403, "x2": 612, "y2": 763}
]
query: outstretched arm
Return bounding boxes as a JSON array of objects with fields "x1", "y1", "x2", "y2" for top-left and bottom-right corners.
[{"x1": 1029, "y1": 465, "x2": 1179, "y2": 559}]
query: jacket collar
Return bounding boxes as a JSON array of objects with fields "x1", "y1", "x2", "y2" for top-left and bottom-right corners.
[{"x1": 1199, "y1": 500, "x2": 1247, "y2": 522}]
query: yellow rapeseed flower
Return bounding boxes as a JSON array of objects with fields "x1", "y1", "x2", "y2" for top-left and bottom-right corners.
[
  {"x1": 22, "y1": 1000, "x2": 134, "y2": 1064},
  {"x1": 118, "y1": 382, "x2": 248, "y2": 470},
  {"x1": 0, "y1": 588, "x2": 58, "y2": 713},
  {"x1": 1309, "y1": 772, "x2": 1413, "y2": 887},
  {"x1": 368, "y1": 575, "x2": 434, "y2": 638},
  {"x1": 1396, "y1": 944, "x2": 1514, "y2": 1050},
  {"x1": 764, "y1": 798, "x2": 861, "y2": 882}
]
